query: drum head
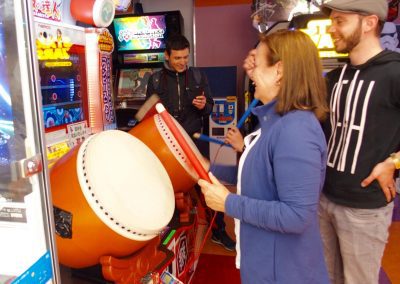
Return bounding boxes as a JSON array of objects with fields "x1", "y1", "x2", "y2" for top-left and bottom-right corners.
[
  {"x1": 76, "y1": 130, "x2": 174, "y2": 241},
  {"x1": 154, "y1": 115, "x2": 209, "y2": 181}
]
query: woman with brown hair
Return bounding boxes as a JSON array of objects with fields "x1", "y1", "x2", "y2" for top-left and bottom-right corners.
[{"x1": 198, "y1": 30, "x2": 329, "y2": 283}]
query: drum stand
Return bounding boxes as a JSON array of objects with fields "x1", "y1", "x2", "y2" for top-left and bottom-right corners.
[
  {"x1": 175, "y1": 191, "x2": 193, "y2": 223},
  {"x1": 99, "y1": 237, "x2": 174, "y2": 283},
  {"x1": 93, "y1": 188, "x2": 209, "y2": 284}
]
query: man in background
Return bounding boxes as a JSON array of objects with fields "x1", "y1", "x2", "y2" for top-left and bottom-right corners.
[
  {"x1": 146, "y1": 34, "x2": 213, "y2": 137},
  {"x1": 146, "y1": 34, "x2": 235, "y2": 251}
]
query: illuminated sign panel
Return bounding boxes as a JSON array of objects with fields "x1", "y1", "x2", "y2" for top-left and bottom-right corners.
[
  {"x1": 98, "y1": 29, "x2": 114, "y2": 54},
  {"x1": 36, "y1": 37, "x2": 72, "y2": 60},
  {"x1": 300, "y1": 19, "x2": 348, "y2": 58}
]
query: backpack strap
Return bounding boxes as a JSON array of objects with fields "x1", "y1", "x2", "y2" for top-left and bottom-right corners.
[
  {"x1": 189, "y1": 67, "x2": 202, "y2": 85},
  {"x1": 151, "y1": 70, "x2": 163, "y2": 91}
]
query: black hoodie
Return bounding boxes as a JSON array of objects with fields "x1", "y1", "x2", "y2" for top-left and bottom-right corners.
[
  {"x1": 323, "y1": 50, "x2": 400, "y2": 209},
  {"x1": 146, "y1": 62, "x2": 214, "y2": 136}
]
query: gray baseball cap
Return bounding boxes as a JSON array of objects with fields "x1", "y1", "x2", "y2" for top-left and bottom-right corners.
[{"x1": 320, "y1": 0, "x2": 388, "y2": 21}]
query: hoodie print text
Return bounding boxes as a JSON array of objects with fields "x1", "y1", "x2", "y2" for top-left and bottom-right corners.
[{"x1": 327, "y1": 64, "x2": 375, "y2": 174}]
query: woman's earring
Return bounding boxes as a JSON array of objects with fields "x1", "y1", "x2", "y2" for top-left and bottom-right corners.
[{"x1": 275, "y1": 80, "x2": 281, "y2": 86}]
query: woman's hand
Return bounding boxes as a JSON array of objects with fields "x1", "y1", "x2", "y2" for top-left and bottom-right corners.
[
  {"x1": 225, "y1": 127, "x2": 245, "y2": 152},
  {"x1": 243, "y1": 49, "x2": 256, "y2": 80},
  {"x1": 198, "y1": 172, "x2": 230, "y2": 212}
]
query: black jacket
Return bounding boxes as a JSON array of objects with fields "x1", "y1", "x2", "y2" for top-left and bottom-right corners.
[
  {"x1": 146, "y1": 62, "x2": 214, "y2": 136},
  {"x1": 323, "y1": 50, "x2": 400, "y2": 208}
]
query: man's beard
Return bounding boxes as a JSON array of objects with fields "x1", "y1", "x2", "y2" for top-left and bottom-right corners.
[{"x1": 335, "y1": 20, "x2": 362, "y2": 54}]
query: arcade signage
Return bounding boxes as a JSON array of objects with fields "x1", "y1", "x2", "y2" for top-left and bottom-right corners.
[
  {"x1": 98, "y1": 29, "x2": 114, "y2": 54},
  {"x1": 300, "y1": 19, "x2": 348, "y2": 58},
  {"x1": 32, "y1": 0, "x2": 63, "y2": 22},
  {"x1": 36, "y1": 35, "x2": 72, "y2": 61},
  {"x1": 34, "y1": 23, "x2": 84, "y2": 62}
]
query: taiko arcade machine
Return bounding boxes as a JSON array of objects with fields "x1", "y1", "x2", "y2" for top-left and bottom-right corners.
[
  {"x1": 31, "y1": 1, "x2": 210, "y2": 283},
  {"x1": 33, "y1": 0, "x2": 117, "y2": 168}
]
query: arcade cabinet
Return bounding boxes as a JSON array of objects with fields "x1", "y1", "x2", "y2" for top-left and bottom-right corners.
[
  {"x1": 34, "y1": 19, "x2": 117, "y2": 166},
  {"x1": 200, "y1": 66, "x2": 238, "y2": 168},
  {"x1": 109, "y1": 11, "x2": 183, "y2": 130},
  {"x1": 34, "y1": 20, "x2": 91, "y2": 167},
  {"x1": 34, "y1": 3, "x2": 207, "y2": 283}
]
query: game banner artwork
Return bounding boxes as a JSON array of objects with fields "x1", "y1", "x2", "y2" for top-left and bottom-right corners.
[{"x1": 32, "y1": 0, "x2": 62, "y2": 22}]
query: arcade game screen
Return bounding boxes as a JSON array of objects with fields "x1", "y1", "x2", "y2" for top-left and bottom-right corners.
[
  {"x1": 113, "y1": 14, "x2": 167, "y2": 52},
  {"x1": 0, "y1": 20, "x2": 14, "y2": 179},
  {"x1": 39, "y1": 51, "x2": 87, "y2": 130},
  {"x1": 117, "y1": 68, "x2": 160, "y2": 98}
]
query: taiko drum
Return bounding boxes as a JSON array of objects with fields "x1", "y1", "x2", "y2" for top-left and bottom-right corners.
[
  {"x1": 129, "y1": 114, "x2": 209, "y2": 193},
  {"x1": 51, "y1": 130, "x2": 175, "y2": 268}
]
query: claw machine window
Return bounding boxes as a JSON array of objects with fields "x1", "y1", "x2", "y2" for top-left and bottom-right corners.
[{"x1": 0, "y1": 0, "x2": 60, "y2": 282}]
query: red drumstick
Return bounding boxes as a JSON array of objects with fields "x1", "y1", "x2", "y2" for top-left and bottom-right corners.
[
  {"x1": 134, "y1": 94, "x2": 160, "y2": 121},
  {"x1": 155, "y1": 103, "x2": 211, "y2": 183}
]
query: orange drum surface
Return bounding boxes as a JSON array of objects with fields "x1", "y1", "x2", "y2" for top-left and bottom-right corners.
[
  {"x1": 51, "y1": 130, "x2": 175, "y2": 268},
  {"x1": 129, "y1": 114, "x2": 209, "y2": 193}
]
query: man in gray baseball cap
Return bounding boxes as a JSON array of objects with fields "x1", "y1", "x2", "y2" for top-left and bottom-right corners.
[
  {"x1": 318, "y1": 1, "x2": 400, "y2": 284},
  {"x1": 321, "y1": 0, "x2": 388, "y2": 21}
]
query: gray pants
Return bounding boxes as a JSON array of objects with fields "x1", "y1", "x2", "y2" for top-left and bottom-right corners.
[{"x1": 319, "y1": 194, "x2": 394, "y2": 284}]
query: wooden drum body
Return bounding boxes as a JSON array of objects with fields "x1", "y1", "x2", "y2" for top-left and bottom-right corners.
[
  {"x1": 129, "y1": 114, "x2": 209, "y2": 193},
  {"x1": 51, "y1": 130, "x2": 175, "y2": 268}
]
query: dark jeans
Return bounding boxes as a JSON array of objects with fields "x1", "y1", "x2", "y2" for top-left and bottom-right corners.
[{"x1": 213, "y1": 211, "x2": 226, "y2": 232}]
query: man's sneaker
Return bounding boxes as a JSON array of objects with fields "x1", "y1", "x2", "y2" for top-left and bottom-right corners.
[{"x1": 211, "y1": 230, "x2": 236, "y2": 251}]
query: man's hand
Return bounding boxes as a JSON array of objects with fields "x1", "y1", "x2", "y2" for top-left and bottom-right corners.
[
  {"x1": 361, "y1": 158, "x2": 397, "y2": 202},
  {"x1": 198, "y1": 172, "x2": 230, "y2": 212},
  {"x1": 192, "y1": 95, "x2": 206, "y2": 110}
]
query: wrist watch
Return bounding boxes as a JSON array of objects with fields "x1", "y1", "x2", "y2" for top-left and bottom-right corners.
[{"x1": 389, "y1": 153, "x2": 400, "y2": 170}]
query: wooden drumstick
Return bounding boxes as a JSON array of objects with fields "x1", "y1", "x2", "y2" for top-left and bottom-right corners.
[{"x1": 155, "y1": 103, "x2": 211, "y2": 183}]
